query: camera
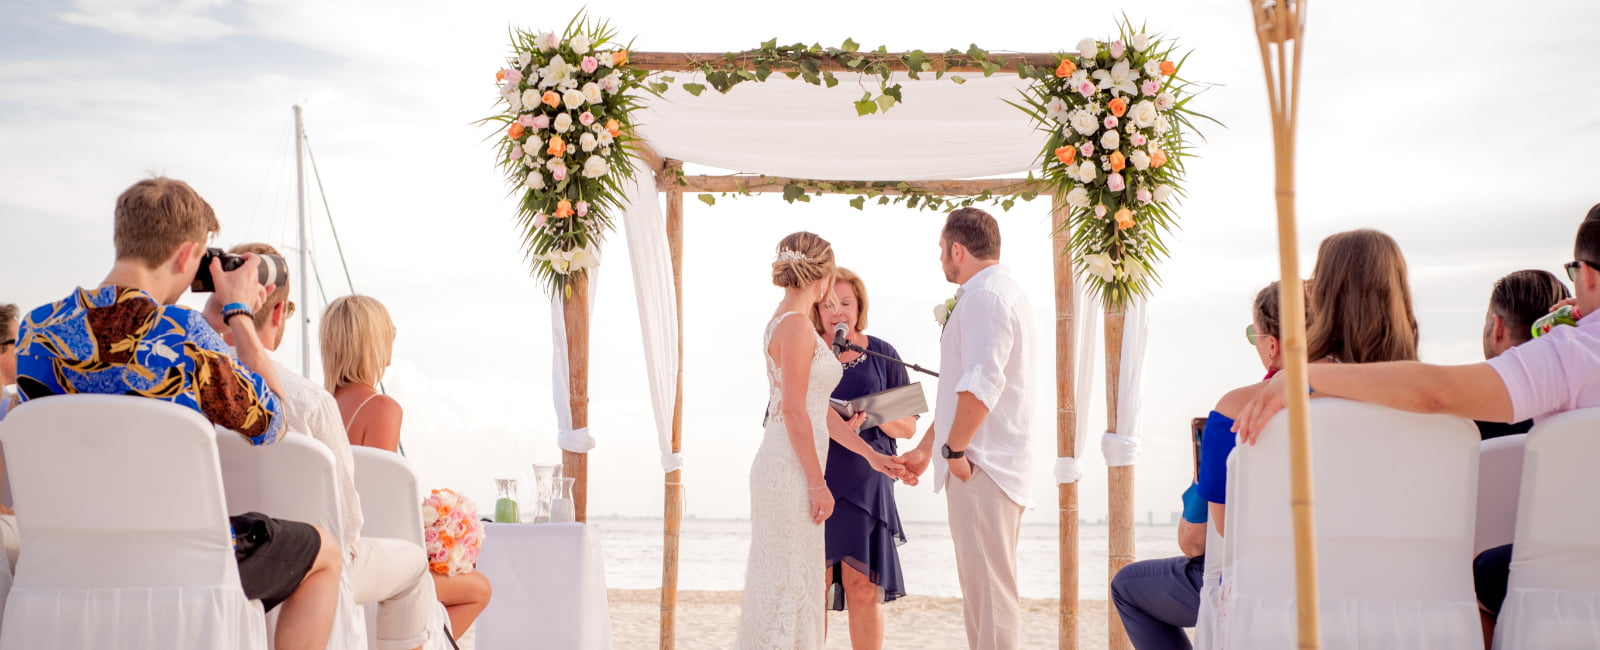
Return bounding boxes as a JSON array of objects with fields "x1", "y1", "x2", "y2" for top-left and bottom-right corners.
[{"x1": 190, "y1": 248, "x2": 288, "y2": 293}]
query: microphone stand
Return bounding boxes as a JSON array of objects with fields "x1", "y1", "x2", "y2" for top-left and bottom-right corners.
[{"x1": 835, "y1": 337, "x2": 940, "y2": 378}]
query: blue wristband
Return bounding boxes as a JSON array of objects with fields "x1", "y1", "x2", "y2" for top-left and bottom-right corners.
[{"x1": 223, "y1": 302, "x2": 249, "y2": 314}]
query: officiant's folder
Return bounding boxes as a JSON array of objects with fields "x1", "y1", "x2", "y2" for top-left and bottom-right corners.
[{"x1": 829, "y1": 383, "x2": 928, "y2": 431}]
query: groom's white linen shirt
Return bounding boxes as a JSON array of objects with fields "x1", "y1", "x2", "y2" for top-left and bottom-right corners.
[{"x1": 933, "y1": 264, "x2": 1035, "y2": 507}]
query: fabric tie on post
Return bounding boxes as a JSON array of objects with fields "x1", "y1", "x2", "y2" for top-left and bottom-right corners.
[
  {"x1": 660, "y1": 452, "x2": 685, "y2": 474},
  {"x1": 1054, "y1": 457, "x2": 1083, "y2": 484},
  {"x1": 557, "y1": 427, "x2": 596, "y2": 454},
  {"x1": 1101, "y1": 432, "x2": 1141, "y2": 467}
]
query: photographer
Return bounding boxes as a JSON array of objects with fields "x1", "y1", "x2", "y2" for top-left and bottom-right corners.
[{"x1": 12, "y1": 177, "x2": 340, "y2": 650}]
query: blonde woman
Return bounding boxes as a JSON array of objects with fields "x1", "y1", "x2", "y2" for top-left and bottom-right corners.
[{"x1": 322, "y1": 295, "x2": 493, "y2": 641}]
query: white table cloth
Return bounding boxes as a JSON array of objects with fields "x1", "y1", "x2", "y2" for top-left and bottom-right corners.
[{"x1": 474, "y1": 523, "x2": 611, "y2": 650}]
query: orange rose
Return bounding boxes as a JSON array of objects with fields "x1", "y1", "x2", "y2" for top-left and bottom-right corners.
[
  {"x1": 508, "y1": 122, "x2": 525, "y2": 139},
  {"x1": 1109, "y1": 151, "x2": 1126, "y2": 172},
  {"x1": 1054, "y1": 146, "x2": 1076, "y2": 166},
  {"x1": 1055, "y1": 59, "x2": 1077, "y2": 78},
  {"x1": 1115, "y1": 208, "x2": 1135, "y2": 230},
  {"x1": 1150, "y1": 149, "x2": 1168, "y2": 168},
  {"x1": 555, "y1": 199, "x2": 576, "y2": 219},
  {"x1": 1108, "y1": 97, "x2": 1128, "y2": 118},
  {"x1": 547, "y1": 135, "x2": 567, "y2": 157},
  {"x1": 1159, "y1": 60, "x2": 1176, "y2": 76},
  {"x1": 613, "y1": 50, "x2": 629, "y2": 66},
  {"x1": 495, "y1": 69, "x2": 506, "y2": 82},
  {"x1": 542, "y1": 90, "x2": 560, "y2": 108},
  {"x1": 605, "y1": 118, "x2": 621, "y2": 138},
  {"x1": 430, "y1": 562, "x2": 449, "y2": 575}
]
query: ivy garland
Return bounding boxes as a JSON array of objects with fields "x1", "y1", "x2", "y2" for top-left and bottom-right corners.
[{"x1": 690, "y1": 178, "x2": 1039, "y2": 214}]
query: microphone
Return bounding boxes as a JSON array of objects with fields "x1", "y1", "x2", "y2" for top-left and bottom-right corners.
[{"x1": 831, "y1": 323, "x2": 850, "y2": 356}]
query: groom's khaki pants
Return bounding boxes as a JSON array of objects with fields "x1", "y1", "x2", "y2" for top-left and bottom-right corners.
[{"x1": 946, "y1": 465, "x2": 1025, "y2": 650}]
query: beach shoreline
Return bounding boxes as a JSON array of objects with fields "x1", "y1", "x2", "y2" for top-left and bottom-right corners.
[{"x1": 609, "y1": 589, "x2": 1111, "y2": 649}]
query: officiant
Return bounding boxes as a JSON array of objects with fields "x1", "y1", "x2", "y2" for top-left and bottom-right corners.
[{"x1": 812, "y1": 267, "x2": 916, "y2": 649}]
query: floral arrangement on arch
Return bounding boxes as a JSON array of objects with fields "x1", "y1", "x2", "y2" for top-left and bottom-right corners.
[
  {"x1": 1016, "y1": 21, "x2": 1214, "y2": 307},
  {"x1": 486, "y1": 15, "x2": 651, "y2": 296},
  {"x1": 422, "y1": 488, "x2": 486, "y2": 576}
]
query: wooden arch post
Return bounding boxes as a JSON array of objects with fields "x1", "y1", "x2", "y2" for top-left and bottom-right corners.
[
  {"x1": 563, "y1": 275, "x2": 591, "y2": 523},
  {"x1": 1051, "y1": 195, "x2": 1081, "y2": 650},
  {"x1": 1105, "y1": 307, "x2": 1133, "y2": 650},
  {"x1": 661, "y1": 158, "x2": 686, "y2": 650}
]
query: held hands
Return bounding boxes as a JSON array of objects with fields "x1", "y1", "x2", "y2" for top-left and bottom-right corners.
[
  {"x1": 808, "y1": 486, "x2": 834, "y2": 525},
  {"x1": 868, "y1": 452, "x2": 908, "y2": 482},
  {"x1": 896, "y1": 447, "x2": 931, "y2": 487},
  {"x1": 1231, "y1": 371, "x2": 1289, "y2": 445},
  {"x1": 211, "y1": 254, "x2": 273, "y2": 316}
]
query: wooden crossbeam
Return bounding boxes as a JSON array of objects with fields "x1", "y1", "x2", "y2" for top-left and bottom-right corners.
[
  {"x1": 677, "y1": 175, "x2": 1039, "y2": 196},
  {"x1": 628, "y1": 51, "x2": 1059, "y2": 73}
]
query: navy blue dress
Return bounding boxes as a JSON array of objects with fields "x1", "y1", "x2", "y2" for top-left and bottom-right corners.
[{"x1": 825, "y1": 335, "x2": 909, "y2": 610}]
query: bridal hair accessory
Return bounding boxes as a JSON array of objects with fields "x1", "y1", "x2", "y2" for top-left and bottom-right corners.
[{"x1": 775, "y1": 249, "x2": 808, "y2": 265}]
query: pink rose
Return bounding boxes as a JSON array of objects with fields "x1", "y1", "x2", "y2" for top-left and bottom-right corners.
[
  {"x1": 552, "y1": 165, "x2": 568, "y2": 181},
  {"x1": 506, "y1": 69, "x2": 523, "y2": 85},
  {"x1": 1095, "y1": 204, "x2": 1107, "y2": 218},
  {"x1": 575, "y1": 200, "x2": 589, "y2": 216},
  {"x1": 581, "y1": 56, "x2": 599, "y2": 74},
  {"x1": 425, "y1": 529, "x2": 439, "y2": 543},
  {"x1": 1136, "y1": 188, "x2": 1153, "y2": 204},
  {"x1": 1078, "y1": 81, "x2": 1096, "y2": 97},
  {"x1": 531, "y1": 114, "x2": 550, "y2": 130},
  {"x1": 510, "y1": 146, "x2": 524, "y2": 160},
  {"x1": 1110, "y1": 40, "x2": 1126, "y2": 59},
  {"x1": 1108, "y1": 173, "x2": 1126, "y2": 192},
  {"x1": 1080, "y1": 142, "x2": 1095, "y2": 157},
  {"x1": 579, "y1": 111, "x2": 595, "y2": 127},
  {"x1": 1130, "y1": 133, "x2": 1147, "y2": 147},
  {"x1": 1142, "y1": 80, "x2": 1160, "y2": 96},
  {"x1": 533, "y1": 212, "x2": 547, "y2": 227},
  {"x1": 518, "y1": 114, "x2": 535, "y2": 127},
  {"x1": 1104, "y1": 116, "x2": 1118, "y2": 129}
]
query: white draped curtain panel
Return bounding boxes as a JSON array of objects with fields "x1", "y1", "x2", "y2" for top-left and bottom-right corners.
[{"x1": 550, "y1": 74, "x2": 1151, "y2": 474}]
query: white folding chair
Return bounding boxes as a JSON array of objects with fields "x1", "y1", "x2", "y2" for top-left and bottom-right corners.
[
  {"x1": 1193, "y1": 518, "x2": 1226, "y2": 650},
  {"x1": 350, "y1": 446, "x2": 459, "y2": 650},
  {"x1": 1223, "y1": 399, "x2": 1481, "y2": 649},
  {"x1": 1475, "y1": 434, "x2": 1527, "y2": 555},
  {"x1": 217, "y1": 430, "x2": 367, "y2": 650},
  {"x1": 1493, "y1": 408, "x2": 1600, "y2": 649},
  {"x1": 0, "y1": 395, "x2": 267, "y2": 650}
]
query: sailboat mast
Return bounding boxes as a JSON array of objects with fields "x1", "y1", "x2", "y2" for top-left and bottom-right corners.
[{"x1": 292, "y1": 105, "x2": 311, "y2": 379}]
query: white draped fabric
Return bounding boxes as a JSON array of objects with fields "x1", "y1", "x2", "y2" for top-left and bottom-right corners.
[
  {"x1": 1102, "y1": 297, "x2": 1148, "y2": 467},
  {"x1": 619, "y1": 172, "x2": 683, "y2": 473},
  {"x1": 551, "y1": 267, "x2": 599, "y2": 454}
]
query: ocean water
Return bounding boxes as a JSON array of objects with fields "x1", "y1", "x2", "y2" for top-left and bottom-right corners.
[{"x1": 591, "y1": 518, "x2": 1184, "y2": 600}]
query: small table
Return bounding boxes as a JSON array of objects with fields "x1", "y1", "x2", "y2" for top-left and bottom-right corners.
[{"x1": 473, "y1": 523, "x2": 612, "y2": 649}]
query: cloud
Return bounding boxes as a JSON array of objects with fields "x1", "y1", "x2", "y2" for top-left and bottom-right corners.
[{"x1": 59, "y1": 0, "x2": 235, "y2": 43}]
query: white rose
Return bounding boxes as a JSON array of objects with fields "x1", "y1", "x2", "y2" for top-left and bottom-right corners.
[
  {"x1": 1100, "y1": 129, "x2": 1120, "y2": 151},
  {"x1": 1129, "y1": 149, "x2": 1151, "y2": 171},
  {"x1": 1144, "y1": 60, "x2": 1163, "y2": 77},
  {"x1": 553, "y1": 112, "x2": 572, "y2": 133},
  {"x1": 521, "y1": 89, "x2": 541, "y2": 109},
  {"x1": 1065, "y1": 187, "x2": 1091, "y2": 208},
  {"x1": 1155, "y1": 115, "x2": 1172, "y2": 135},
  {"x1": 563, "y1": 89, "x2": 585, "y2": 109},
  {"x1": 1077, "y1": 161, "x2": 1097, "y2": 182},
  {"x1": 582, "y1": 156, "x2": 610, "y2": 178},
  {"x1": 1155, "y1": 92, "x2": 1176, "y2": 111},
  {"x1": 1077, "y1": 38, "x2": 1099, "y2": 60},
  {"x1": 1131, "y1": 34, "x2": 1150, "y2": 51},
  {"x1": 582, "y1": 82, "x2": 603, "y2": 104},
  {"x1": 1082, "y1": 253, "x2": 1118, "y2": 282},
  {"x1": 1130, "y1": 100, "x2": 1159, "y2": 128},
  {"x1": 1069, "y1": 110, "x2": 1099, "y2": 136},
  {"x1": 579, "y1": 132, "x2": 597, "y2": 152},
  {"x1": 933, "y1": 302, "x2": 950, "y2": 326},
  {"x1": 1153, "y1": 185, "x2": 1174, "y2": 204},
  {"x1": 546, "y1": 157, "x2": 566, "y2": 172},
  {"x1": 571, "y1": 34, "x2": 591, "y2": 55},
  {"x1": 517, "y1": 51, "x2": 533, "y2": 68},
  {"x1": 523, "y1": 136, "x2": 542, "y2": 157},
  {"x1": 523, "y1": 172, "x2": 546, "y2": 190},
  {"x1": 422, "y1": 508, "x2": 439, "y2": 527}
]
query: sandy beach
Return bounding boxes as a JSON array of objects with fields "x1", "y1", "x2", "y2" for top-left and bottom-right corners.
[{"x1": 609, "y1": 589, "x2": 1110, "y2": 650}]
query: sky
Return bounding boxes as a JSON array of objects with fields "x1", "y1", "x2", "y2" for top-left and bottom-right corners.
[{"x1": 2, "y1": 0, "x2": 1598, "y2": 535}]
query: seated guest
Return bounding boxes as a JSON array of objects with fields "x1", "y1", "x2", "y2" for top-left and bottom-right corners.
[
  {"x1": 1233, "y1": 206, "x2": 1600, "y2": 637},
  {"x1": 12, "y1": 177, "x2": 341, "y2": 650},
  {"x1": 207, "y1": 244, "x2": 429, "y2": 650},
  {"x1": 0, "y1": 302, "x2": 19, "y2": 567},
  {"x1": 1476, "y1": 269, "x2": 1571, "y2": 439},
  {"x1": 1203, "y1": 229, "x2": 1420, "y2": 537},
  {"x1": 321, "y1": 294, "x2": 493, "y2": 640},
  {"x1": 1111, "y1": 280, "x2": 1296, "y2": 649}
]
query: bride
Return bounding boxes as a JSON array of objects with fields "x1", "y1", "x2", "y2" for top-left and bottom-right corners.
[{"x1": 736, "y1": 232, "x2": 905, "y2": 649}]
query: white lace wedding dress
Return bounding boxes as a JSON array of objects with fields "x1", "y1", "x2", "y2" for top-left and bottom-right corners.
[{"x1": 734, "y1": 311, "x2": 842, "y2": 649}]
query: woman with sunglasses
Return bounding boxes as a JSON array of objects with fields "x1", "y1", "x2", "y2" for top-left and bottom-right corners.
[
  {"x1": 1110, "y1": 280, "x2": 1297, "y2": 648},
  {"x1": 0, "y1": 303, "x2": 18, "y2": 421}
]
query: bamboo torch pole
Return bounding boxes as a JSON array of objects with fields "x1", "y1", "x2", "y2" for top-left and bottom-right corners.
[
  {"x1": 1249, "y1": 1, "x2": 1320, "y2": 647},
  {"x1": 562, "y1": 274, "x2": 591, "y2": 523},
  {"x1": 1051, "y1": 196, "x2": 1080, "y2": 650},
  {"x1": 660, "y1": 160, "x2": 686, "y2": 650},
  {"x1": 1104, "y1": 307, "x2": 1133, "y2": 650}
]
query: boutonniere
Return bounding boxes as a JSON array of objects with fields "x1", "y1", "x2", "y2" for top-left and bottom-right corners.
[{"x1": 933, "y1": 294, "x2": 959, "y2": 331}]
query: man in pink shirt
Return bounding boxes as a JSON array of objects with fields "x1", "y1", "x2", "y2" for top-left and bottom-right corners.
[{"x1": 1232, "y1": 205, "x2": 1600, "y2": 629}]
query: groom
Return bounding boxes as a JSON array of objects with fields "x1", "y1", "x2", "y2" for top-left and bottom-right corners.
[{"x1": 903, "y1": 207, "x2": 1035, "y2": 650}]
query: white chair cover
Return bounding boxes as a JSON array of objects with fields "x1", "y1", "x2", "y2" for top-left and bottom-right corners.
[
  {"x1": 216, "y1": 430, "x2": 366, "y2": 650},
  {"x1": 350, "y1": 447, "x2": 455, "y2": 650},
  {"x1": 1475, "y1": 434, "x2": 1527, "y2": 555},
  {"x1": 0, "y1": 395, "x2": 266, "y2": 650},
  {"x1": 1193, "y1": 517, "x2": 1226, "y2": 650},
  {"x1": 1223, "y1": 399, "x2": 1481, "y2": 649},
  {"x1": 1494, "y1": 408, "x2": 1600, "y2": 650}
]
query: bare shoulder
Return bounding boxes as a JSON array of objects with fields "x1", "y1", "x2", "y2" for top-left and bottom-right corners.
[
  {"x1": 364, "y1": 394, "x2": 403, "y2": 419},
  {"x1": 1214, "y1": 381, "x2": 1267, "y2": 418}
]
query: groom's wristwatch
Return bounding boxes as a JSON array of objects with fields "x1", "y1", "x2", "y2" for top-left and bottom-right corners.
[{"x1": 941, "y1": 444, "x2": 965, "y2": 459}]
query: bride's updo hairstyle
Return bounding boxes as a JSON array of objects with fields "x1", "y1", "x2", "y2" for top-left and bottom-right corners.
[{"x1": 771, "y1": 231, "x2": 836, "y2": 289}]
